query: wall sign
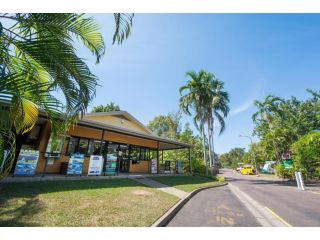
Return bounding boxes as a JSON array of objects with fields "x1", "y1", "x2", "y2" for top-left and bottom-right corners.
[
  {"x1": 14, "y1": 149, "x2": 39, "y2": 175},
  {"x1": 67, "y1": 153, "x2": 85, "y2": 175},
  {"x1": 87, "y1": 155, "x2": 104, "y2": 176}
]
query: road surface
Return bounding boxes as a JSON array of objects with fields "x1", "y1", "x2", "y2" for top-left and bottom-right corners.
[
  {"x1": 167, "y1": 185, "x2": 260, "y2": 227},
  {"x1": 167, "y1": 169, "x2": 320, "y2": 227},
  {"x1": 221, "y1": 168, "x2": 320, "y2": 227}
]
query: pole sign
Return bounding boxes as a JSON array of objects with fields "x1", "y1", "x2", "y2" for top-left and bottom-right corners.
[
  {"x1": 67, "y1": 153, "x2": 85, "y2": 175},
  {"x1": 87, "y1": 155, "x2": 103, "y2": 176},
  {"x1": 14, "y1": 149, "x2": 39, "y2": 175}
]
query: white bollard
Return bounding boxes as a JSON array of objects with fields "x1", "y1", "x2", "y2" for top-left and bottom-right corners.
[
  {"x1": 297, "y1": 171, "x2": 305, "y2": 191},
  {"x1": 295, "y1": 172, "x2": 301, "y2": 190}
]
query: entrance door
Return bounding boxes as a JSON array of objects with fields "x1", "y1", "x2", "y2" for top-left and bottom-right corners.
[{"x1": 118, "y1": 144, "x2": 130, "y2": 173}]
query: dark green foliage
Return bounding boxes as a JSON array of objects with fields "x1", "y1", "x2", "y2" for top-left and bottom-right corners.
[
  {"x1": 219, "y1": 147, "x2": 245, "y2": 169},
  {"x1": 91, "y1": 102, "x2": 121, "y2": 113},
  {"x1": 291, "y1": 132, "x2": 320, "y2": 180}
]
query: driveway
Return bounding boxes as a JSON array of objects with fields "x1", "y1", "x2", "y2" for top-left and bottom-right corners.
[{"x1": 221, "y1": 169, "x2": 320, "y2": 227}]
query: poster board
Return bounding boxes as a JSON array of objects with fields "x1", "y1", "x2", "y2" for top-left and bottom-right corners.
[
  {"x1": 176, "y1": 161, "x2": 184, "y2": 174},
  {"x1": 151, "y1": 158, "x2": 157, "y2": 174},
  {"x1": 87, "y1": 155, "x2": 104, "y2": 176},
  {"x1": 104, "y1": 153, "x2": 117, "y2": 175},
  {"x1": 14, "y1": 149, "x2": 39, "y2": 175},
  {"x1": 67, "y1": 153, "x2": 85, "y2": 175}
]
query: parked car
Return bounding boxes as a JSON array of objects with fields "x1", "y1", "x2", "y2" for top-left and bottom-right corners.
[{"x1": 240, "y1": 165, "x2": 255, "y2": 175}]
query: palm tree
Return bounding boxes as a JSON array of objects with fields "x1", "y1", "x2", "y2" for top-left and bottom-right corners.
[
  {"x1": 179, "y1": 70, "x2": 209, "y2": 174},
  {"x1": 202, "y1": 73, "x2": 230, "y2": 175},
  {"x1": 252, "y1": 95, "x2": 284, "y2": 129},
  {"x1": 252, "y1": 95, "x2": 284, "y2": 162},
  {"x1": 0, "y1": 13, "x2": 134, "y2": 180}
]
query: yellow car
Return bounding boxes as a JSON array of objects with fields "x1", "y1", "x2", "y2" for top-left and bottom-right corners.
[{"x1": 239, "y1": 165, "x2": 255, "y2": 175}]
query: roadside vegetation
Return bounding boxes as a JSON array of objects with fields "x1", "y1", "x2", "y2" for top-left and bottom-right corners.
[
  {"x1": 150, "y1": 175, "x2": 223, "y2": 192},
  {"x1": 0, "y1": 178, "x2": 178, "y2": 226},
  {"x1": 219, "y1": 90, "x2": 320, "y2": 181}
]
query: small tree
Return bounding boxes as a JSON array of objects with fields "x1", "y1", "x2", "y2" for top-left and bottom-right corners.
[{"x1": 291, "y1": 132, "x2": 320, "y2": 180}]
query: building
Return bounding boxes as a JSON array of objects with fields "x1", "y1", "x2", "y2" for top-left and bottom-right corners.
[{"x1": 11, "y1": 111, "x2": 193, "y2": 176}]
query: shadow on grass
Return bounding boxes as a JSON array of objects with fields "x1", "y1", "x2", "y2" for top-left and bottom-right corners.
[
  {"x1": 0, "y1": 178, "x2": 149, "y2": 226},
  {"x1": 0, "y1": 198, "x2": 43, "y2": 226}
]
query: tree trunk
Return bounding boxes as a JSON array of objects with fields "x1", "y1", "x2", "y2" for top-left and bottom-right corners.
[
  {"x1": 208, "y1": 118, "x2": 218, "y2": 176},
  {"x1": 207, "y1": 120, "x2": 213, "y2": 170},
  {"x1": 201, "y1": 127, "x2": 208, "y2": 176}
]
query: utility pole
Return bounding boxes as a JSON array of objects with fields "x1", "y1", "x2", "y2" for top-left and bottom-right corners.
[{"x1": 239, "y1": 135, "x2": 259, "y2": 175}]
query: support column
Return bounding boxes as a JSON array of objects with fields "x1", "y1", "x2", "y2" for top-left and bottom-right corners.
[
  {"x1": 188, "y1": 148, "x2": 192, "y2": 174},
  {"x1": 99, "y1": 129, "x2": 105, "y2": 155},
  {"x1": 157, "y1": 141, "x2": 159, "y2": 174},
  {"x1": 161, "y1": 150, "x2": 164, "y2": 164}
]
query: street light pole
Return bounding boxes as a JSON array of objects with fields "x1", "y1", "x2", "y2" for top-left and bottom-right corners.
[{"x1": 239, "y1": 135, "x2": 259, "y2": 175}]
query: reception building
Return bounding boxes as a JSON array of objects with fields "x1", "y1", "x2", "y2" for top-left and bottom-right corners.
[{"x1": 12, "y1": 111, "x2": 193, "y2": 176}]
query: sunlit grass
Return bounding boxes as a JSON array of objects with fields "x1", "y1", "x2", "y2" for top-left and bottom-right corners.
[
  {"x1": 150, "y1": 175, "x2": 221, "y2": 192},
  {"x1": 0, "y1": 178, "x2": 178, "y2": 226}
]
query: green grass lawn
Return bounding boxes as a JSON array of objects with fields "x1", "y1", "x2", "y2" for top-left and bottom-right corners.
[
  {"x1": 0, "y1": 178, "x2": 178, "y2": 227},
  {"x1": 149, "y1": 175, "x2": 222, "y2": 192}
]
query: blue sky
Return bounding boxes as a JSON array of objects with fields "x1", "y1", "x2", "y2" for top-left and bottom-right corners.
[{"x1": 72, "y1": 14, "x2": 320, "y2": 154}]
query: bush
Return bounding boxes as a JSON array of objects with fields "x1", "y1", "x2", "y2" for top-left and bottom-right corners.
[
  {"x1": 191, "y1": 159, "x2": 206, "y2": 174},
  {"x1": 315, "y1": 167, "x2": 320, "y2": 180},
  {"x1": 275, "y1": 164, "x2": 294, "y2": 179},
  {"x1": 217, "y1": 176, "x2": 225, "y2": 183},
  {"x1": 291, "y1": 132, "x2": 320, "y2": 179}
]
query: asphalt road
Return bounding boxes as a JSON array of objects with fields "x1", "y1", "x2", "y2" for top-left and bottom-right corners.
[
  {"x1": 167, "y1": 185, "x2": 260, "y2": 227},
  {"x1": 221, "y1": 169, "x2": 320, "y2": 227}
]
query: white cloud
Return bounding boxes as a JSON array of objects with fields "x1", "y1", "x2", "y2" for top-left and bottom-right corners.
[{"x1": 229, "y1": 100, "x2": 253, "y2": 116}]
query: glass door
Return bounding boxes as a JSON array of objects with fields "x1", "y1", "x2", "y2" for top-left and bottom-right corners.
[{"x1": 118, "y1": 144, "x2": 130, "y2": 173}]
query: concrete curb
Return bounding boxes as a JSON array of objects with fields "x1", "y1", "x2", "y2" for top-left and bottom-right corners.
[{"x1": 151, "y1": 182, "x2": 228, "y2": 227}]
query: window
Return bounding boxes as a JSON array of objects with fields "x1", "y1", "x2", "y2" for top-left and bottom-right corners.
[
  {"x1": 87, "y1": 140, "x2": 105, "y2": 155},
  {"x1": 67, "y1": 137, "x2": 79, "y2": 154},
  {"x1": 78, "y1": 138, "x2": 89, "y2": 154},
  {"x1": 139, "y1": 147, "x2": 150, "y2": 160},
  {"x1": 45, "y1": 134, "x2": 65, "y2": 157},
  {"x1": 130, "y1": 146, "x2": 140, "y2": 164}
]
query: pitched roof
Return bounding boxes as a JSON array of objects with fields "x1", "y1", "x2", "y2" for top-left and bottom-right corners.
[{"x1": 82, "y1": 111, "x2": 155, "y2": 135}]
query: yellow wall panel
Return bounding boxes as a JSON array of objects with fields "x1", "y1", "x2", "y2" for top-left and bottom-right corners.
[
  {"x1": 129, "y1": 160, "x2": 150, "y2": 173},
  {"x1": 83, "y1": 115, "x2": 150, "y2": 134}
]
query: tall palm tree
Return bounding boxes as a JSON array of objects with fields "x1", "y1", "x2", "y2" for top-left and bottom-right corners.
[
  {"x1": 179, "y1": 70, "x2": 209, "y2": 174},
  {"x1": 0, "y1": 13, "x2": 134, "y2": 180},
  {"x1": 202, "y1": 73, "x2": 230, "y2": 175}
]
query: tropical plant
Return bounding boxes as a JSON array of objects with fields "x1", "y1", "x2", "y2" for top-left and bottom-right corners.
[
  {"x1": 202, "y1": 73, "x2": 230, "y2": 175},
  {"x1": 179, "y1": 70, "x2": 209, "y2": 174},
  {"x1": 91, "y1": 102, "x2": 121, "y2": 113},
  {"x1": 179, "y1": 70, "x2": 230, "y2": 175},
  {"x1": 0, "y1": 13, "x2": 134, "y2": 180},
  {"x1": 291, "y1": 131, "x2": 320, "y2": 180}
]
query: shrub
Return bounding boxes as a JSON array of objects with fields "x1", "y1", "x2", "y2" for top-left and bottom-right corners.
[
  {"x1": 275, "y1": 164, "x2": 294, "y2": 179},
  {"x1": 192, "y1": 159, "x2": 206, "y2": 174},
  {"x1": 291, "y1": 132, "x2": 320, "y2": 179},
  {"x1": 217, "y1": 176, "x2": 225, "y2": 183}
]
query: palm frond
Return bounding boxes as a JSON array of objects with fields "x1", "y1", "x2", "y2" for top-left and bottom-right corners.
[{"x1": 113, "y1": 13, "x2": 134, "y2": 45}]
